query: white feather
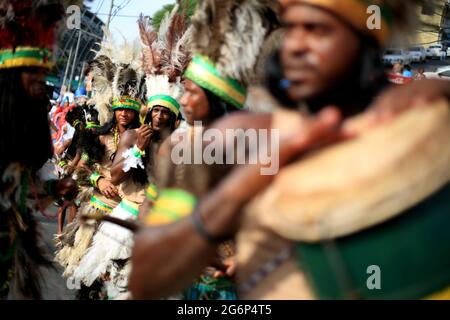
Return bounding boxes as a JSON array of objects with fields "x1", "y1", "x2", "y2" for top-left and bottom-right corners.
[
  {"x1": 217, "y1": 1, "x2": 268, "y2": 85},
  {"x1": 72, "y1": 204, "x2": 137, "y2": 287},
  {"x1": 146, "y1": 74, "x2": 183, "y2": 102}
]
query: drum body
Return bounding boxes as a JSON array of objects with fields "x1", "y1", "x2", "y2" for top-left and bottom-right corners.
[{"x1": 237, "y1": 101, "x2": 450, "y2": 300}]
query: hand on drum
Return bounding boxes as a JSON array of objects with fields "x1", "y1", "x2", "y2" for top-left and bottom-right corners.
[{"x1": 368, "y1": 79, "x2": 450, "y2": 125}]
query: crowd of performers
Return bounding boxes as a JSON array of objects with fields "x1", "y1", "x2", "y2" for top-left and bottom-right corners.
[{"x1": 1, "y1": 0, "x2": 450, "y2": 300}]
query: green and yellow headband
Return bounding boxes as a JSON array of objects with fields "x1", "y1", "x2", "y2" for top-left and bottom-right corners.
[
  {"x1": 148, "y1": 95, "x2": 181, "y2": 117},
  {"x1": 280, "y1": 0, "x2": 392, "y2": 46},
  {"x1": 112, "y1": 96, "x2": 142, "y2": 113},
  {"x1": 184, "y1": 55, "x2": 247, "y2": 110},
  {"x1": 0, "y1": 47, "x2": 53, "y2": 70}
]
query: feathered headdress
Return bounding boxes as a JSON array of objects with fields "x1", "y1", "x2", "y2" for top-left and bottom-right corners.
[
  {"x1": 89, "y1": 29, "x2": 145, "y2": 125},
  {"x1": 138, "y1": 5, "x2": 192, "y2": 118},
  {"x1": 0, "y1": 0, "x2": 65, "y2": 69},
  {"x1": 184, "y1": 0, "x2": 280, "y2": 109}
]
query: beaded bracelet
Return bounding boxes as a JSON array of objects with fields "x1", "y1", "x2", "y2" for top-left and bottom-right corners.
[
  {"x1": 132, "y1": 145, "x2": 145, "y2": 158},
  {"x1": 89, "y1": 172, "x2": 103, "y2": 188},
  {"x1": 81, "y1": 152, "x2": 90, "y2": 162},
  {"x1": 58, "y1": 160, "x2": 68, "y2": 168}
]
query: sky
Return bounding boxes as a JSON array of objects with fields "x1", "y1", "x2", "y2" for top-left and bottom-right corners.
[{"x1": 87, "y1": 0, "x2": 175, "y2": 42}]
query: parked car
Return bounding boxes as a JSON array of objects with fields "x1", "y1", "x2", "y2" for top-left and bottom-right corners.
[
  {"x1": 427, "y1": 44, "x2": 444, "y2": 59},
  {"x1": 423, "y1": 66, "x2": 450, "y2": 80},
  {"x1": 382, "y1": 49, "x2": 412, "y2": 66},
  {"x1": 408, "y1": 47, "x2": 426, "y2": 63}
]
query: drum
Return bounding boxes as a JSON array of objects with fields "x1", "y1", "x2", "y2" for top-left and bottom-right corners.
[{"x1": 237, "y1": 100, "x2": 450, "y2": 299}]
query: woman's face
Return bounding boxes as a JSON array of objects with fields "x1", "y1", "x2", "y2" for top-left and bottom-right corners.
[
  {"x1": 179, "y1": 79, "x2": 210, "y2": 126},
  {"x1": 115, "y1": 108, "x2": 136, "y2": 127}
]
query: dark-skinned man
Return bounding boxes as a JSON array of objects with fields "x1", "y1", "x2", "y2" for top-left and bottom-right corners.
[
  {"x1": 73, "y1": 11, "x2": 187, "y2": 299},
  {"x1": 128, "y1": 0, "x2": 450, "y2": 300}
]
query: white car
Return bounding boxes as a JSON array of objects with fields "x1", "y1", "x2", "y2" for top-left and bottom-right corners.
[
  {"x1": 408, "y1": 47, "x2": 426, "y2": 63},
  {"x1": 423, "y1": 66, "x2": 450, "y2": 80},
  {"x1": 383, "y1": 49, "x2": 412, "y2": 66},
  {"x1": 427, "y1": 44, "x2": 444, "y2": 59}
]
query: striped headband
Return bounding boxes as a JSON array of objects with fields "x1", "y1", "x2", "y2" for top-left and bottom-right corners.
[
  {"x1": 184, "y1": 55, "x2": 247, "y2": 109},
  {"x1": 148, "y1": 95, "x2": 181, "y2": 117},
  {"x1": 0, "y1": 47, "x2": 53, "y2": 70},
  {"x1": 112, "y1": 96, "x2": 142, "y2": 113}
]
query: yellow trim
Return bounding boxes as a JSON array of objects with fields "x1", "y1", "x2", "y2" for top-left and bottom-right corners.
[
  {"x1": 0, "y1": 57, "x2": 53, "y2": 70},
  {"x1": 122, "y1": 199, "x2": 139, "y2": 210},
  {"x1": 187, "y1": 62, "x2": 246, "y2": 107},
  {"x1": 90, "y1": 199, "x2": 113, "y2": 213},
  {"x1": 148, "y1": 99, "x2": 180, "y2": 117},
  {"x1": 146, "y1": 185, "x2": 158, "y2": 200},
  {"x1": 121, "y1": 199, "x2": 140, "y2": 211},
  {"x1": 280, "y1": 0, "x2": 389, "y2": 45},
  {"x1": 153, "y1": 198, "x2": 193, "y2": 217},
  {"x1": 112, "y1": 101, "x2": 141, "y2": 108},
  {"x1": 424, "y1": 286, "x2": 450, "y2": 300},
  {"x1": 146, "y1": 213, "x2": 175, "y2": 226}
]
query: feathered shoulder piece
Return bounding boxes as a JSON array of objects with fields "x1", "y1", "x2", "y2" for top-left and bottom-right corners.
[
  {"x1": 90, "y1": 29, "x2": 146, "y2": 124},
  {"x1": 184, "y1": 0, "x2": 280, "y2": 109},
  {"x1": 0, "y1": 0, "x2": 65, "y2": 70},
  {"x1": 191, "y1": 0, "x2": 279, "y2": 86},
  {"x1": 138, "y1": 5, "x2": 192, "y2": 118}
]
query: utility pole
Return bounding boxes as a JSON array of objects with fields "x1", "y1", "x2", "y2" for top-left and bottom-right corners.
[
  {"x1": 62, "y1": 46, "x2": 73, "y2": 90},
  {"x1": 68, "y1": 29, "x2": 82, "y2": 92},
  {"x1": 106, "y1": 0, "x2": 114, "y2": 31},
  {"x1": 78, "y1": 61, "x2": 87, "y2": 90}
]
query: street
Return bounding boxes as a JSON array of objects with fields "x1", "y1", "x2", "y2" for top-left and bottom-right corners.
[
  {"x1": 36, "y1": 209, "x2": 76, "y2": 300},
  {"x1": 406, "y1": 58, "x2": 448, "y2": 72}
]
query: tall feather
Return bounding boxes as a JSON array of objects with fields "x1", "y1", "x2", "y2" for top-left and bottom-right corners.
[
  {"x1": 139, "y1": 5, "x2": 192, "y2": 101},
  {"x1": 190, "y1": 0, "x2": 280, "y2": 86},
  {"x1": 89, "y1": 28, "x2": 144, "y2": 124}
]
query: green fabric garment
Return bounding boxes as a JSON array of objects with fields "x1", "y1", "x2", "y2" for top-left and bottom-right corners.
[{"x1": 295, "y1": 183, "x2": 450, "y2": 300}]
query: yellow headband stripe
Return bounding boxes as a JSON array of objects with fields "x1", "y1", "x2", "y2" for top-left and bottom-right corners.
[
  {"x1": 0, "y1": 47, "x2": 53, "y2": 70},
  {"x1": 148, "y1": 96, "x2": 180, "y2": 117},
  {"x1": 185, "y1": 55, "x2": 247, "y2": 109},
  {"x1": 112, "y1": 96, "x2": 142, "y2": 112}
]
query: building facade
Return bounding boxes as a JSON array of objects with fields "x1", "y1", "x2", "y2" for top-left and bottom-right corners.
[
  {"x1": 53, "y1": 7, "x2": 105, "y2": 91},
  {"x1": 416, "y1": 0, "x2": 450, "y2": 47}
]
